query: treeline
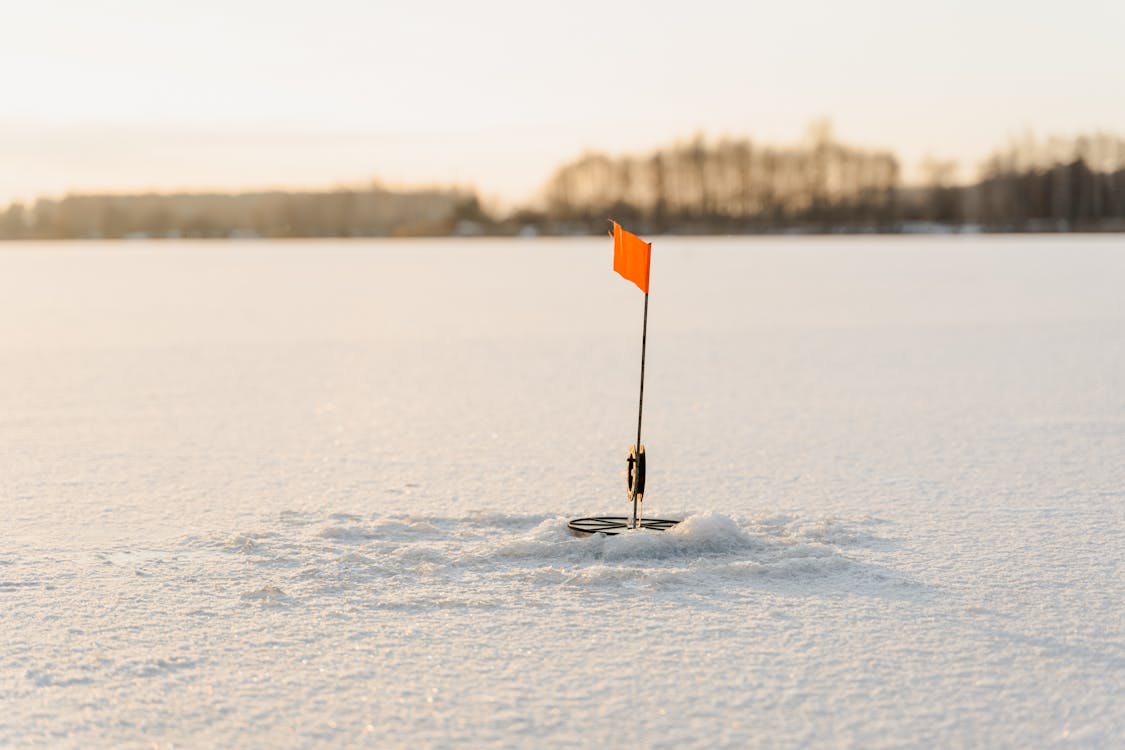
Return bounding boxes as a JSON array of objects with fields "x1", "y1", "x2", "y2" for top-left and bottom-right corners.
[
  {"x1": 529, "y1": 126, "x2": 1125, "y2": 233},
  {"x1": 3, "y1": 127, "x2": 1125, "y2": 239},
  {"x1": 532, "y1": 123, "x2": 900, "y2": 233},
  {"x1": 969, "y1": 133, "x2": 1125, "y2": 230},
  {"x1": 0, "y1": 184, "x2": 489, "y2": 240}
]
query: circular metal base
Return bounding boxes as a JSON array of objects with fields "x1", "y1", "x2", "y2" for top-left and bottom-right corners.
[{"x1": 568, "y1": 516, "x2": 680, "y2": 536}]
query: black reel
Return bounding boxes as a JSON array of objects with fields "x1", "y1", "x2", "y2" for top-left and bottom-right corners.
[{"x1": 627, "y1": 443, "x2": 646, "y2": 499}]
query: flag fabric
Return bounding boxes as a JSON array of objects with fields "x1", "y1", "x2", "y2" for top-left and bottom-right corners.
[{"x1": 612, "y1": 221, "x2": 651, "y2": 294}]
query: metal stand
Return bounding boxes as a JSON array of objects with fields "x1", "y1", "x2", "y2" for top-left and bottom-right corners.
[
  {"x1": 568, "y1": 292, "x2": 679, "y2": 537},
  {"x1": 631, "y1": 293, "x2": 649, "y2": 528}
]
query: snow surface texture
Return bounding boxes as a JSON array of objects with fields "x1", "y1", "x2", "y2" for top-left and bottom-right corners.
[{"x1": 2, "y1": 236, "x2": 1124, "y2": 748}]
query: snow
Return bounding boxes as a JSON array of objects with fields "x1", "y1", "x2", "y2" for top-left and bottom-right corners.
[{"x1": 2, "y1": 236, "x2": 1124, "y2": 747}]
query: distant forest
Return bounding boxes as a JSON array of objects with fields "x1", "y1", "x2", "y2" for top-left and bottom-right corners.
[
  {"x1": 3, "y1": 126, "x2": 1124, "y2": 239},
  {"x1": 531, "y1": 126, "x2": 1125, "y2": 234}
]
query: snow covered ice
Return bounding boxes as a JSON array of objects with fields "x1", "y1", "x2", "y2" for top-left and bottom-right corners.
[{"x1": 2, "y1": 236, "x2": 1123, "y2": 747}]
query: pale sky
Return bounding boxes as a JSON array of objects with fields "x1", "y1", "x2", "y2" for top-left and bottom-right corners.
[{"x1": 2, "y1": 0, "x2": 1123, "y2": 206}]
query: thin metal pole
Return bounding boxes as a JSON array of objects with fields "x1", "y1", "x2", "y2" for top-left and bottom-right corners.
[{"x1": 632, "y1": 292, "x2": 649, "y2": 528}]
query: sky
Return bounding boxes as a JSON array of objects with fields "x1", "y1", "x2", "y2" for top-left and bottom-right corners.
[{"x1": 2, "y1": 0, "x2": 1124, "y2": 206}]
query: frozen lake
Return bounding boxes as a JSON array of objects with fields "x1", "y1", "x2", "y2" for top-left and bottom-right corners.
[{"x1": 2, "y1": 236, "x2": 1124, "y2": 747}]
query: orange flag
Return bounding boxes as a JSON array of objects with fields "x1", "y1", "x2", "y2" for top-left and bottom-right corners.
[{"x1": 612, "y1": 221, "x2": 651, "y2": 294}]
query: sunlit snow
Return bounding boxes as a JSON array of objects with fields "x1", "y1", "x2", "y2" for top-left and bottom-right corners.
[{"x1": 2, "y1": 237, "x2": 1123, "y2": 747}]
